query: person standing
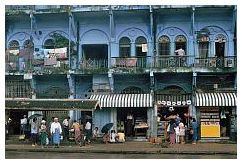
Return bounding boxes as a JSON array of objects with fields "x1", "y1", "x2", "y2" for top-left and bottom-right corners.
[
  {"x1": 71, "y1": 120, "x2": 81, "y2": 144},
  {"x1": 31, "y1": 117, "x2": 38, "y2": 146},
  {"x1": 126, "y1": 113, "x2": 134, "y2": 137},
  {"x1": 169, "y1": 120, "x2": 176, "y2": 144},
  {"x1": 174, "y1": 125, "x2": 180, "y2": 144},
  {"x1": 85, "y1": 120, "x2": 92, "y2": 144},
  {"x1": 51, "y1": 117, "x2": 62, "y2": 148},
  {"x1": 191, "y1": 118, "x2": 198, "y2": 144},
  {"x1": 20, "y1": 115, "x2": 27, "y2": 135},
  {"x1": 39, "y1": 120, "x2": 48, "y2": 148},
  {"x1": 179, "y1": 121, "x2": 185, "y2": 144},
  {"x1": 62, "y1": 116, "x2": 70, "y2": 141},
  {"x1": 49, "y1": 117, "x2": 55, "y2": 145}
]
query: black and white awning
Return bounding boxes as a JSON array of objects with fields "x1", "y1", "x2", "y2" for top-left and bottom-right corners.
[
  {"x1": 195, "y1": 92, "x2": 237, "y2": 107},
  {"x1": 90, "y1": 94, "x2": 153, "y2": 108}
]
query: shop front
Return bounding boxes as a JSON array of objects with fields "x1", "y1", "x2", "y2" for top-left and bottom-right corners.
[
  {"x1": 195, "y1": 92, "x2": 237, "y2": 140},
  {"x1": 90, "y1": 94, "x2": 153, "y2": 138},
  {"x1": 155, "y1": 94, "x2": 192, "y2": 140}
]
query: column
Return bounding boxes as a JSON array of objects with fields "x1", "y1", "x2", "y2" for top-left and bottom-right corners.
[
  {"x1": 131, "y1": 41, "x2": 136, "y2": 57},
  {"x1": 67, "y1": 74, "x2": 75, "y2": 119}
]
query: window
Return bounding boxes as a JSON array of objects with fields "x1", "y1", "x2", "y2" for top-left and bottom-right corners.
[
  {"x1": 215, "y1": 34, "x2": 226, "y2": 58},
  {"x1": 119, "y1": 37, "x2": 131, "y2": 57},
  {"x1": 8, "y1": 40, "x2": 20, "y2": 50},
  {"x1": 175, "y1": 35, "x2": 186, "y2": 54},
  {"x1": 158, "y1": 36, "x2": 170, "y2": 56},
  {"x1": 43, "y1": 39, "x2": 55, "y2": 49},
  {"x1": 135, "y1": 36, "x2": 147, "y2": 57},
  {"x1": 198, "y1": 35, "x2": 209, "y2": 58}
]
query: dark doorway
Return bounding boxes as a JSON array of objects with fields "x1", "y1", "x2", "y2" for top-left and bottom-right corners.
[
  {"x1": 82, "y1": 44, "x2": 108, "y2": 60},
  {"x1": 215, "y1": 42, "x2": 225, "y2": 58},
  {"x1": 117, "y1": 108, "x2": 147, "y2": 137},
  {"x1": 9, "y1": 110, "x2": 28, "y2": 135}
]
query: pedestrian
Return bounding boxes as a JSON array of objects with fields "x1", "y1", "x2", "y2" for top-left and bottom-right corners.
[
  {"x1": 179, "y1": 121, "x2": 185, "y2": 144},
  {"x1": 49, "y1": 117, "x2": 55, "y2": 145},
  {"x1": 126, "y1": 113, "x2": 134, "y2": 137},
  {"x1": 71, "y1": 120, "x2": 81, "y2": 144},
  {"x1": 85, "y1": 120, "x2": 92, "y2": 144},
  {"x1": 103, "y1": 132, "x2": 110, "y2": 144},
  {"x1": 175, "y1": 47, "x2": 186, "y2": 66},
  {"x1": 20, "y1": 115, "x2": 27, "y2": 135},
  {"x1": 191, "y1": 118, "x2": 198, "y2": 144},
  {"x1": 51, "y1": 117, "x2": 62, "y2": 148},
  {"x1": 62, "y1": 116, "x2": 70, "y2": 141},
  {"x1": 110, "y1": 130, "x2": 118, "y2": 143},
  {"x1": 92, "y1": 127, "x2": 99, "y2": 141},
  {"x1": 39, "y1": 120, "x2": 48, "y2": 148},
  {"x1": 175, "y1": 114, "x2": 181, "y2": 126},
  {"x1": 31, "y1": 117, "x2": 38, "y2": 146},
  {"x1": 169, "y1": 120, "x2": 176, "y2": 144},
  {"x1": 174, "y1": 125, "x2": 180, "y2": 144}
]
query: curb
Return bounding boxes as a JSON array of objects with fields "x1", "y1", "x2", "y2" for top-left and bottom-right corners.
[{"x1": 5, "y1": 147, "x2": 237, "y2": 155}]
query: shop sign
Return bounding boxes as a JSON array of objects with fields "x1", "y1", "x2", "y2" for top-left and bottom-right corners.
[
  {"x1": 157, "y1": 100, "x2": 191, "y2": 106},
  {"x1": 24, "y1": 73, "x2": 32, "y2": 79}
]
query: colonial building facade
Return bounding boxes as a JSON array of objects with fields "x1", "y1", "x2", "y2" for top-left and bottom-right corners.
[{"x1": 5, "y1": 5, "x2": 237, "y2": 141}]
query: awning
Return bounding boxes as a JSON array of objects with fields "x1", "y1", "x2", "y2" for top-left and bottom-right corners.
[
  {"x1": 195, "y1": 92, "x2": 237, "y2": 106},
  {"x1": 90, "y1": 94, "x2": 153, "y2": 108},
  {"x1": 5, "y1": 98, "x2": 99, "y2": 111}
]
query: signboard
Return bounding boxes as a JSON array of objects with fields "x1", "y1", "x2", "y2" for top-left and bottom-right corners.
[
  {"x1": 200, "y1": 107, "x2": 220, "y2": 138},
  {"x1": 157, "y1": 100, "x2": 191, "y2": 106}
]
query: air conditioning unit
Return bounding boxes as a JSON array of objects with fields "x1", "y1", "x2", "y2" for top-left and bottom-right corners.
[
  {"x1": 209, "y1": 59, "x2": 216, "y2": 67},
  {"x1": 224, "y1": 58, "x2": 234, "y2": 68}
]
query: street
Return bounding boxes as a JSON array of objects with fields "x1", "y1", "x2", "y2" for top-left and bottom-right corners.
[{"x1": 5, "y1": 151, "x2": 236, "y2": 159}]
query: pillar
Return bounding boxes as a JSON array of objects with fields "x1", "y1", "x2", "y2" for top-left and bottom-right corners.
[{"x1": 131, "y1": 41, "x2": 136, "y2": 57}]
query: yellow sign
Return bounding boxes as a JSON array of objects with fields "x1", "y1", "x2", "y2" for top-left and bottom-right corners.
[{"x1": 201, "y1": 125, "x2": 220, "y2": 138}]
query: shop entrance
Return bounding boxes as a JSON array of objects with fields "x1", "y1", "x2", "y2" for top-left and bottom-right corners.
[
  {"x1": 158, "y1": 107, "x2": 189, "y2": 125},
  {"x1": 8, "y1": 110, "x2": 28, "y2": 135},
  {"x1": 117, "y1": 108, "x2": 148, "y2": 137},
  {"x1": 219, "y1": 107, "x2": 231, "y2": 138}
]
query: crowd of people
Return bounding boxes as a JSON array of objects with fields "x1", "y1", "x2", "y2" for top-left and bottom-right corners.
[
  {"x1": 16, "y1": 115, "x2": 126, "y2": 148},
  {"x1": 165, "y1": 114, "x2": 198, "y2": 145}
]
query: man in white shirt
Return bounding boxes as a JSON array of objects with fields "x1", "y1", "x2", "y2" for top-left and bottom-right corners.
[
  {"x1": 175, "y1": 47, "x2": 186, "y2": 66},
  {"x1": 62, "y1": 116, "x2": 70, "y2": 141},
  {"x1": 51, "y1": 117, "x2": 62, "y2": 147},
  {"x1": 85, "y1": 120, "x2": 91, "y2": 143},
  {"x1": 20, "y1": 115, "x2": 27, "y2": 135}
]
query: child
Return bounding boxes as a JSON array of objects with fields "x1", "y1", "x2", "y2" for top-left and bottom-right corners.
[{"x1": 174, "y1": 125, "x2": 180, "y2": 144}]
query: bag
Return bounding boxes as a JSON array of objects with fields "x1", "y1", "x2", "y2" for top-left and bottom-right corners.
[
  {"x1": 190, "y1": 129, "x2": 194, "y2": 135},
  {"x1": 46, "y1": 137, "x2": 49, "y2": 145}
]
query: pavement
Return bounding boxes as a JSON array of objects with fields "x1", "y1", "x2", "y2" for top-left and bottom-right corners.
[{"x1": 5, "y1": 141, "x2": 237, "y2": 155}]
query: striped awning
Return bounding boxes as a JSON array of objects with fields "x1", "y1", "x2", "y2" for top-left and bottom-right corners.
[
  {"x1": 195, "y1": 92, "x2": 237, "y2": 106},
  {"x1": 90, "y1": 94, "x2": 153, "y2": 108}
]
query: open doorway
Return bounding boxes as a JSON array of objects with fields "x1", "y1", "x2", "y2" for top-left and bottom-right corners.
[
  {"x1": 8, "y1": 110, "x2": 28, "y2": 135},
  {"x1": 215, "y1": 42, "x2": 225, "y2": 58},
  {"x1": 82, "y1": 44, "x2": 108, "y2": 60},
  {"x1": 117, "y1": 108, "x2": 148, "y2": 137}
]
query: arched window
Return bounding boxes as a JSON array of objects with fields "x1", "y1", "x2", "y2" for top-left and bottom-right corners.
[
  {"x1": 175, "y1": 35, "x2": 186, "y2": 54},
  {"x1": 8, "y1": 40, "x2": 20, "y2": 50},
  {"x1": 158, "y1": 35, "x2": 170, "y2": 56},
  {"x1": 135, "y1": 36, "x2": 147, "y2": 57},
  {"x1": 215, "y1": 34, "x2": 226, "y2": 58},
  {"x1": 43, "y1": 39, "x2": 55, "y2": 49},
  {"x1": 198, "y1": 35, "x2": 209, "y2": 58},
  {"x1": 121, "y1": 86, "x2": 144, "y2": 94},
  {"x1": 23, "y1": 39, "x2": 34, "y2": 49},
  {"x1": 119, "y1": 37, "x2": 131, "y2": 57}
]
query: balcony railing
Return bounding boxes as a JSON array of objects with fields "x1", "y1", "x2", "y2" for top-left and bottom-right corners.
[{"x1": 5, "y1": 48, "x2": 237, "y2": 74}]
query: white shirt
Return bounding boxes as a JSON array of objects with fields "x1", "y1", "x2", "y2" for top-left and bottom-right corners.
[
  {"x1": 50, "y1": 122, "x2": 62, "y2": 134},
  {"x1": 63, "y1": 119, "x2": 69, "y2": 127},
  {"x1": 21, "y1": 118, "x2": 27, "y2": 125},
  {"x1": 174, "y1": 126, "x2": 180, "y2": 134},
  {"x1": 175, "y1": 48, "x2": 185, "y2": 56},
  {"x1": 85, "y1": 122, "x2": 91, "y2": 130},
  {"x1": 110, "y1": 132, "x2": 116, "y2": 142}
]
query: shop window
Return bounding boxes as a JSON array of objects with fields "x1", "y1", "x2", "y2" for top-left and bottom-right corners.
[
  {"x1": 198, "y1": 35, "x2": 209, "y2": 58},
  {"x1": 8, "y1": 40, "x2": 20, "y2": 50},
  {"x1": 135, "y1": 36, "x2": 147, "y2": 57},
  {"x1": 43, "y1": 39, "x2": 55, "y2": 49},
  {"x1": 158, "y1": 35, "x2": 170, "y2": 56},
  {"x1": 119, "y1": 37, "x2": 131, "y2": 57},
  {"x1": 175, "y1": 35, "x2": 186, "y2": 54}
]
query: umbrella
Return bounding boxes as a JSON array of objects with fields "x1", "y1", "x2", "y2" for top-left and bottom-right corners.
[
  {"x1": 28, "y1": 113, "x2": 43, "y2": 119},
  {"x1": 101, "y1": 123, "x2": 114, "y2": 133}
]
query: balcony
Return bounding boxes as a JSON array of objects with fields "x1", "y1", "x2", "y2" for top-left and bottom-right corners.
[{"x1": 77, "y1": 58, "x2": 108, "y2": 74}]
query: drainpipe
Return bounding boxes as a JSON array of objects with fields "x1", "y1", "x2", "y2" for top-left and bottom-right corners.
[
  {"x1": 77, "y1": 21, "x2": 80, "y2": 69},
  {"x1": 68, "y1": 13, "x2": 71, "y2": 70}
]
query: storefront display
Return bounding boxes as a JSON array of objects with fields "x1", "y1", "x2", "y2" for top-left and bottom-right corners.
[{"x1": 200, "y1": 107, "x2": 220, "y2": 138}]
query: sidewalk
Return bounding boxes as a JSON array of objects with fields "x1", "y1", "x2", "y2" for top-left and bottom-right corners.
[{"x1": 5, "y1": 141, "x2": 237, "y2": 155}]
